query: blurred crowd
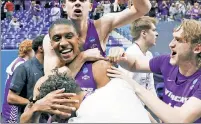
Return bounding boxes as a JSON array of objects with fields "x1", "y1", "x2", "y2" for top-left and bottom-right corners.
[{"x1": 148, "y1": 0, "x2": 201, "y2": 21}]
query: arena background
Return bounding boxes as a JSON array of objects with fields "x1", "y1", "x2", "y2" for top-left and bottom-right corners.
[{"x1": 1, "y1": 21, "x2": 179, "y2": 109}]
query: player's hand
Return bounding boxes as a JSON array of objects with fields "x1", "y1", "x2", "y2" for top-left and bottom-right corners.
[
  {"x1": 107, "y1": 47, "x2": 127, "y2": 64},
  {"x1": 34, "y1": 89, "x2": 79, "y2": 118},
  {"x1": 82, "y1": 48, "x2": 108, "y2": 62},
  {"x1": 107, "y1": 66, "x2": 132, "y2": 82}
]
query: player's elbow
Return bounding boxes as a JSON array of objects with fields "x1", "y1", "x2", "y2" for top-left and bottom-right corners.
[
  {"x1": 136, "y1": 2, "x2": 151, "y2": 16},
  {"x1": 7, "y1": 90, "x2": 16, "y2": 104}
]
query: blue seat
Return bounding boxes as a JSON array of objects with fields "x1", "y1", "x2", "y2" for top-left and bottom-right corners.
[
  {"x1": 16, "y1": 34, "x2": 25, "y2": 39},
  {"x1": 5, "y1": 34, "x2": 16, "y2": 39}
]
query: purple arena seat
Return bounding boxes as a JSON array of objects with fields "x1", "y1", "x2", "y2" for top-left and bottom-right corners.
[
  {"x1": 4, "y1": 34, "x2": 16, "y2": 39},
  {"x1": 16, "y1": 34, "x2": 25, "y2": 39}
]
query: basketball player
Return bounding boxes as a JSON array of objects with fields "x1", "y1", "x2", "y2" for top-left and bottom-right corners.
[
  {"x1": 119, "y1": 16, "x2": 158, "y2": 95},
  {"x1": 20, "y1": 69, "x2": 151, "y2": 123},
  {"x1": 107, "y1": 19, "x2": 201, "y2": 123},
  {"x1": 43, "y1": 0, "x2": 152, "y2": 76}
]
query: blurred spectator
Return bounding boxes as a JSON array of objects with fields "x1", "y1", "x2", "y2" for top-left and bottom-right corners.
[
  {"x1": 61, "y1": 2, "x2": 67, "y2": 18},
  {"x1": 103, "y1": 0, "x2": 111, "y2": 15},
  {"x1": 29, "y1": 1, "x2": 41, "y2": 26},
  {"x1": 93, "y1": 2, "x2": 104, "y2": 20},
  {"x1": 186, "y1": 2, "x2": 193, "y2": 18},
  {"x1": 190, "y1": 2, "x2": 200, "y2": 20},
  {"x1": 113, "y1": 0, "x2": 121, "y2": 12},
  {"x1": 149, "y1": 0, "x2": 158, "y2": 17},
  {"x1": 169, "y1": 3, "x2": 177, "y2": 19},
  {"x1": 10, "y1": 17, "x2": 21, "y2": 29},
  {"x1": 178, "y1": 1, "x2": 186, "y2": 18},
  {"x1": 1, "y1": 1, "x2": 6, "y2": 20},
  {"x1": 1, "y1": 39, "x2": 33, "y2": 123},
  {"x1": 4, "y1": 0, "x2": 14, "y2": 20},
  {"x1": 50, "y1": 3, "x2": 61, "y2": 22},
  {"x1": 173, "y1": 2, "x2": 183, "y2": 21},
  {"x1": 14, "y1": 0, "x2": 21, "y2": 11},
  {"x1": 159, "y1": 1, "x2": 169, "y2": 21}
]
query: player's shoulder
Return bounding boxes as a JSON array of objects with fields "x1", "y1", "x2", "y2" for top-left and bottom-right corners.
[{"x1": 126, "y1": 44, "x2": 141, "y2": 54}]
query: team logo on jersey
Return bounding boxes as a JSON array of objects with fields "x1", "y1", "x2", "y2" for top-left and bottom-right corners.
[
  {"x1": 190, "y1": 78, "x2": 198, "y2": 90},
  {"x1": 82, "y1": 75, "x2": 90, "y2": 80},
  {"x1": 89, "y1": 37, "x2": 96, "y2": 43},
  {"x1": 81, "y1": 87, "x2": 94, "y2": 92},
  {"x1": 82, "y1": 67, "x2": 88, "y2": 74},
  {"x1": 91, "y1": 44, "x2": 98, "y2": 49}
]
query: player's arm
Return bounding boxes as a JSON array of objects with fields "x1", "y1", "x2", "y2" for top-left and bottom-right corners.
[
  {"x1": 96, "y1": 0, "x2": 151, "y2": 44},
  {"x1": 92, "y1": 60, "x2": 111, "y2": 88},
  {"x1": 68, "y1": 48, "x2": 108, "y2": 78},
  {"x1": 7, "y1": 65, "x2": 29, "y2": 105},
  {"x1": 108, "y1": 66, "x2": 201, "y2": 123},
  {"x1": 133, "y1": 81, "x2": 201, "y2": 123},
  {"x1": 108, "y1": 47, "x2": 151, "y2": 73},
  {"x1": 20, "y1": 102, "x2": 41, "y2": 123}
]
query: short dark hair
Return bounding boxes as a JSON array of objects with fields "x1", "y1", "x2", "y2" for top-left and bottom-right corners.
[
  {"x1": 32, "y1": 35, "x2": 45, "y2": 53},
  {"x1": 37, "y1": 68, "x2": 81, "y2": 100},
  {"x1": 37, "y1": 68, "x2": 81, "y2": 123},
  {"x1": 48, "y1": 18, "x2": 78, "y2": 36}
]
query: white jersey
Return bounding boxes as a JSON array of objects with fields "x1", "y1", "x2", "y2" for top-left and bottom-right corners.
[
  {"x1": 68, "y1": 78, "x2": 151, "y2": 123},
  {"x1": 119, "y1": 43, "x2": 157, "y2": 95}
]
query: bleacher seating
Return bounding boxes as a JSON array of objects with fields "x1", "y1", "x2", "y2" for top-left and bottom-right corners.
[
  {"x1": 1, "y1": 7, "x2": 124, "y2": 49},
  {"x1": 1, "y1": 8, "x2": 52, "y2": 49}
]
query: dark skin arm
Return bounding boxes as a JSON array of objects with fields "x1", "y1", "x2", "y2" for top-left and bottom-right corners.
[
  {"x1": 20, "y1": 60, "x2": 111, "y2": 123},
  {"x1": 92, "y1": 60, "x2": 111, "y2": 88}
]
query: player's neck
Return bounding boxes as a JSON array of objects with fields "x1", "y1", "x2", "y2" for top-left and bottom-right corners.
[
  {"x1": 35, "y1": 53, "x2": 44, "y2": 65},
  {"x1": 23, "y1": 56, "x2": 29, "y2": 61},
  {"x1": 179, "y1": 59, "x2": 199, "y2": 77},
  {"x1": 135, "y1": 39, "x2": 149, "y2": 55},
  {"x1": 70, "y1": 19, "x2": 88, "y2": 39}
]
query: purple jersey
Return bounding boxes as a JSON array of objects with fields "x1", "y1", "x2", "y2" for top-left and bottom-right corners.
[
  {"x1": 75, "y1": 19, "x2": 106, "y2": 92},
  {"x1": 191, "y1": 8, "x2": 200, "y2": 19},
  {"x1": 83, "y1": 19, "x2": 106, "y2": 57},
  {"x1": 150, "y1": 55, "x2": 201, "y2": 123},
  {"x1": 75, "y1": 62, "x2": 97, "y2": 93},
  {"x1": 2, "y1": 57, "x2": 25, "y2": 123}
]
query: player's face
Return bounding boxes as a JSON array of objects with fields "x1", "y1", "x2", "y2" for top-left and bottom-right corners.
[
  {"x1": 145, "y1": 23, "x2": 158, "y2": 47},
  {"x1": 64, "y1": 0, "x2": 91, "y2": 20},
  {"x1": 169, "y1": 27, "x2": 194, "y2": 66},
  {"x1": 50, "y1": 24, "x2": 80, "y2": 64}
]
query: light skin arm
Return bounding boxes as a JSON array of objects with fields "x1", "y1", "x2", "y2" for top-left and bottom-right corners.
[
  {"x1": 7, "y1": 65, "x2": 29, "y2": 105},
  {"x1": 107, "y1": 67, "x2": 201, "y2": 123},
  {"x1": 95, "y1": 0, "x2": 151, "y2": 47},
  {"x1": 20, "y1": 103, "x2": 41, "y2": 123},
  {"x1": 7, "y1": 90, "x2": 29, "y2": 105},
  {"x1": 108, "y1": 47, "x2": 151, "y2": 73},
  {"x1": 134, "y1": 82, "x2": 201, "y2": 123}
]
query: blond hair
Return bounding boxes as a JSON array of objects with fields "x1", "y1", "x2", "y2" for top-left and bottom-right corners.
[
  {"x1": 18, "y1": 39, "x2": 33, "y2": 58},
  {"x1": 180, "y1": 19, "x2": 201, "y2": 67},
  {"x1": 131, "y1": 16, "x2": 157, "y2": 41}
]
